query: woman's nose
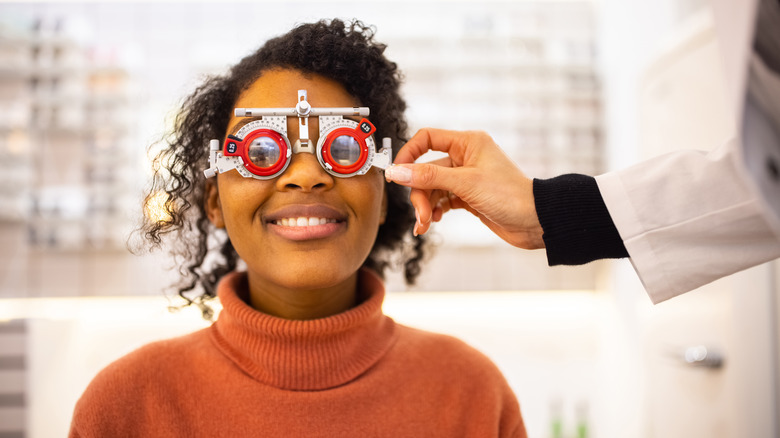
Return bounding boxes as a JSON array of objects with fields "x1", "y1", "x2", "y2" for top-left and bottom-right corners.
[{"x1": 275, "y1": 151, "x2": 334, "y2": 192}]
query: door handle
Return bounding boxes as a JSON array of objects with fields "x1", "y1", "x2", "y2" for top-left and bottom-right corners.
[{"x1": 680, "y1": 345, "x2": 724, "y2": 369}]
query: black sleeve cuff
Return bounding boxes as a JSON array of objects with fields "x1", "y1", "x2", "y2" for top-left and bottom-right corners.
[{"x1": 533, "y1": 174, "x2": 629, "y2": 265}]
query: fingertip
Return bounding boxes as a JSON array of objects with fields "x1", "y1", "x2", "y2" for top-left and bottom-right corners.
[
  {"x1": 410, "y1": 189, "x2": 433, "y2": 222},
  {"x1": 384, "y1": 164, "x2": 412, "y2": 184},
  {"x1": 432, "y1": 206, "x2": 443, "y2": 222}
]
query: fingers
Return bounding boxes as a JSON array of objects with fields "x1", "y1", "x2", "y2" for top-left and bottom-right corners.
[
  {"x1": 390, "y1": 128, "x2": 505, "y2": 237},
  {"x1": 447, "y1": 195, "x2": 471, "y2": 212},
  {"x1": 409, "y1": 188, "x2": 432, "y2": 236},
  {"x1": 384, "y1": 161, "x2": 463, "y2": 194},
  {"x1": 409, "y1": 187, "x2": 449, "y2": 235},
  {"x1": 394, "y1": 128, "x2": 469, "y2": 165},
  {"x1": 393, "y1": 154, "x2": 465, "y2": 235},
  {"x1": 411, "y1": 187, "x2": 461, "y2": 236},
  {"x1": 430, "y1": 190, "x2": 449, "y2": 222},
  {"x1": 384, "y1": 155, "x2": 452, "y2": 184}
]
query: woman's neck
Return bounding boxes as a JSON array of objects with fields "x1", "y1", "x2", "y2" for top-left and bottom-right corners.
[{"x1": 245, "y1": 271, "x2": 359, "y2": 320}]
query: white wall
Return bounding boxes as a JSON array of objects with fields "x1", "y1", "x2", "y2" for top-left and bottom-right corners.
[{"x1": 596, "y1": 0, "x2": 779, "y2": 436}]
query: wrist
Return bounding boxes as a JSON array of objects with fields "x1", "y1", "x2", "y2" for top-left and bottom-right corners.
[{"x1": 523, "y1": 177, "x2": 545, "y2": 249}]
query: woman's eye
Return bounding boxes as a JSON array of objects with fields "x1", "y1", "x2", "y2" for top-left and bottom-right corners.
[
  {"x1": 248, "y1": 137, "x2": 282, "y2": 168},
  {"x1": 330, "y1": 135, "x2": 361, "y2": 166}
]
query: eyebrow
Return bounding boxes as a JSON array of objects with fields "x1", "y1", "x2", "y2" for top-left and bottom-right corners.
[{"x1": 227, "y1": 117, "x2": 262, "y2": 136}]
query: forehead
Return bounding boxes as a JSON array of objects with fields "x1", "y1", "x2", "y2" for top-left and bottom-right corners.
[{"x1": 227, "y1": 69, "x2": 361, "y2": 134}]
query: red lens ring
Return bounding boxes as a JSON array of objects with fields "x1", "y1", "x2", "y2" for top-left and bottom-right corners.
[
  {"x1": 228, "y1": 129, "x2": 288, "y2": 177},
  {"x1": 321, "y1": 128, "x2": 369, "y2": 174}
]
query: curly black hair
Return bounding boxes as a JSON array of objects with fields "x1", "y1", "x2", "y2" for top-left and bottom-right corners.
[{"x1": 136, "y1": 19, "x2": 427, "y2": 319}]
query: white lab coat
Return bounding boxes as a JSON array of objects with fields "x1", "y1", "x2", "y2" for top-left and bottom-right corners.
[
  {"x1": 596, "y1": 141, "x2": 780, "y2": 304},
  {"x1": 595, "y1": 20, "x2": 780, "y2": 303}
]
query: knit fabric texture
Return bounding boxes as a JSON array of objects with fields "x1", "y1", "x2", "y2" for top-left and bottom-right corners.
[
  {"x1": 69, "y1": 269, "x2": 527, "y2": 437},
  {"x1": 533, "y1": 174, "x2": 629, "y2": 265}
]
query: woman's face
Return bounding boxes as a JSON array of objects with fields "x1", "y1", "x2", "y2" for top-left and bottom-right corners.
[{"x1": 205, "y1": 69, "x2": 386, "y2": 297}]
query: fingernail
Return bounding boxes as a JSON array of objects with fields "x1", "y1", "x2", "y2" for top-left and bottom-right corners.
[
  {"x1": 385, "y1": 165, "x2": 412, "y2": 183},
  {"x1": 413, "y1": 208, "x2": 421, "y2": 236}
]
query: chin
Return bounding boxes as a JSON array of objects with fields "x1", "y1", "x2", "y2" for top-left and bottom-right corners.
[{"x1": 271, "y1": 266, "x2": 358, "y2": 291}]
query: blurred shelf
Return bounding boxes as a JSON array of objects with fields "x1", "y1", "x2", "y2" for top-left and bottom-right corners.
[{"x1": 1, "y1": 20, "x2": 140, "y2": 253}]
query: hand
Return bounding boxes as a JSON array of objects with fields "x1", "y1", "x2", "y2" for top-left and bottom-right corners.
[{"x1": 385, "y1": 128, "x2": 545, "y2": 250}]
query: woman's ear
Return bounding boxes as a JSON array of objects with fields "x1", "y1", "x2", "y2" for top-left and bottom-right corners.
[{"x1": 205, "y1": 180, "x2": 226, "y2": 228}]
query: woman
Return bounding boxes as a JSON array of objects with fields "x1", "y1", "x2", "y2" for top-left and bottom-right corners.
[{"x1": 69, "y1": 19, "x2": 526, "y2": 437}]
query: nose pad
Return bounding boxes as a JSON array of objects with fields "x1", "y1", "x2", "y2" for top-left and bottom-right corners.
[
  {"x1": 275, "y1": 150, "x2": 334, "y2": 191},
  {"x1": 292, "y1": 138, "x2": 315, "y2": 155},
  {"x1": 288, "y1": 111, "x2": 320, "y2": 155}
]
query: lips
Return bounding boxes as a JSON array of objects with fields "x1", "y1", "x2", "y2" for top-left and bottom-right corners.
[
  {"x1": 276, "y1": 217, "x2": 339, "y2": 227},
  {"x1": 264, "y1": 204, "x2": 348, "y2": 241},
  {"x1": 265, "y1": 204, "x2": 347, "y2": 224}
]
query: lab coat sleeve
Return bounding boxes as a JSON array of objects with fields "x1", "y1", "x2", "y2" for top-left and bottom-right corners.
[
  {"x1": 533, "y1": 174, "x2": 629, "y2": 265},
  {"x1": 595, "y1": 140, "x2": 780, "y2": 304}
]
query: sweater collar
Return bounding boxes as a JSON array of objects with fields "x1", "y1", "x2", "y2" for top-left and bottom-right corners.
[{"x1": 210, "y1": 269, "x2": 398, "y2": 391}]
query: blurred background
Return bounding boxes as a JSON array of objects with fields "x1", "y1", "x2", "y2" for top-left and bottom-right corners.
[{"x1": 0, "y1": 1, "x2": 777, "y2": 437}]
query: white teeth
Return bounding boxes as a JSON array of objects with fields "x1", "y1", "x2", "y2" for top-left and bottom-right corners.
[{"x1": 275, "y1": 217, "x2": 337, "y2": 227}]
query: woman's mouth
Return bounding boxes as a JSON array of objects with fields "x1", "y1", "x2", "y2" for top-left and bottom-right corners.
[
  {"x1": 271, "y1": 217, "x2": 340, "y2": 227},
  {"x1": 267, "y1": 217, "x2": 346, "y2": 241},
  {"x1": 265, "y1": 205, "x2": 348, "y2": 241}
]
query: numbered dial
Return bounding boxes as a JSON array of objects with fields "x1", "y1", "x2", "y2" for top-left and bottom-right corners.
[
  {"x1": 317, "y1": 117, "x2": 377, "y2": 177},
  {"x1": 223, "y1": 117, "x2": 292, "y2": 180}
]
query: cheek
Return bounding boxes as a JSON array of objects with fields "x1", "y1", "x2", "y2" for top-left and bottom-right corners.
[
  {"x1": 217, "y1": 177, "x2": 273, "y2": 233},
  {"x1": 355, "y1": 183, "x2": 387, "y2": 256},
  {"x1": 357, "y1": 176, "x2": 386, "y2": 224}
]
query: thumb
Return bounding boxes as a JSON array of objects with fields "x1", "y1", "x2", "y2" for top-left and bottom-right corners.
[{"x1": 385, "y1": 163, "x2": 463, "y2": 193}]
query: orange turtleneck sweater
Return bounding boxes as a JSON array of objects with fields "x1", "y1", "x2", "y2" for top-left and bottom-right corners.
[{"x1": 69, "y1": 269, "x2": 527, "y2": 437}]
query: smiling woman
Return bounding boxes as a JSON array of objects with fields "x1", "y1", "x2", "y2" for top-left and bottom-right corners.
[
  {"x1": 68, "y1": 19, "x2": 527, "y2": 437},
  {"x1": 206, "y1": 69, "x2": 389, "y2": 319},
  {"x1": 138, "y1": 20, "x2": 422, "y2": 318}
]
